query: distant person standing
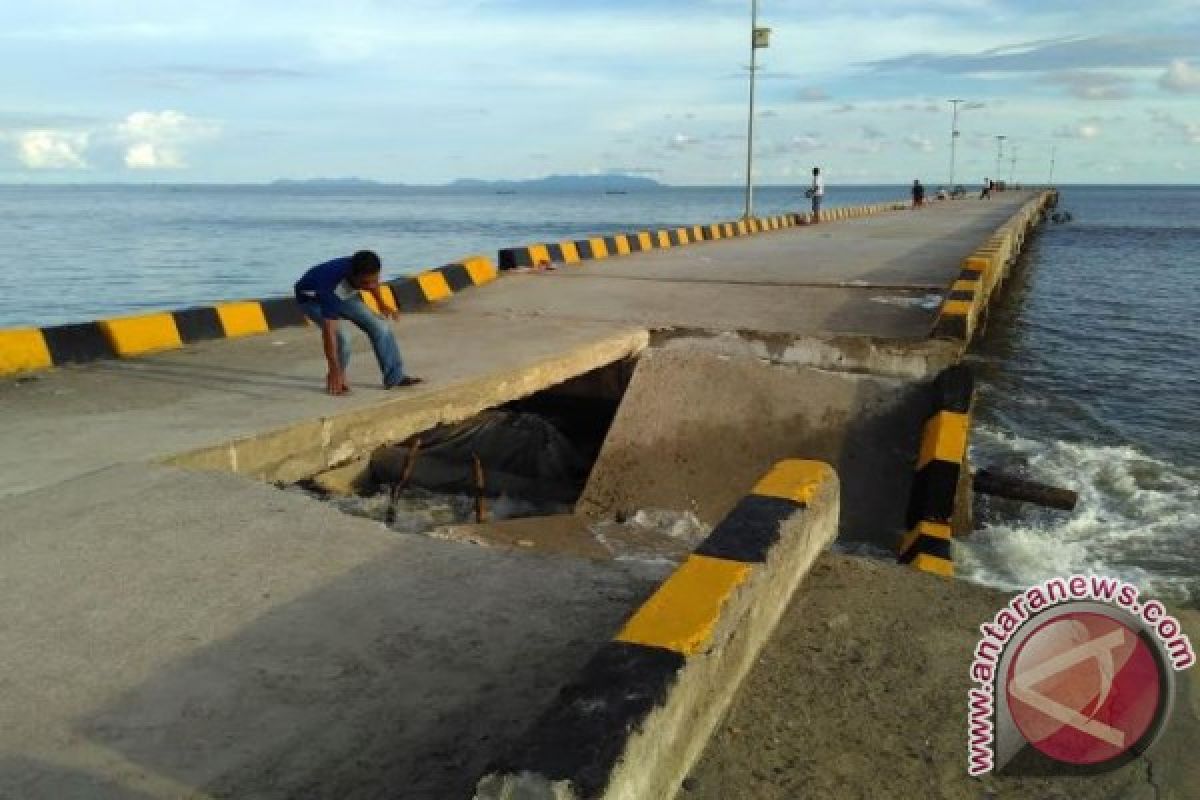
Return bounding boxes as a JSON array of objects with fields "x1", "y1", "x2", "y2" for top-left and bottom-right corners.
[
  {"x1": 294, "y1": 250, "x2": 422, "y2": 396},
  {"x1": 808, "y1": 167, "x2": 825, "y2": 223},
  {"x1": 981, "y1": 178, "x2": 992, "y2": 199},
  {"x1": 911, "y1": 179, "x2": 926, "y2": 209}
]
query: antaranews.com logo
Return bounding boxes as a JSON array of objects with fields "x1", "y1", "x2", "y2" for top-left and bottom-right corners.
[{"x1": 968, "y1": 575, "x2": 1195, "y2": 776}]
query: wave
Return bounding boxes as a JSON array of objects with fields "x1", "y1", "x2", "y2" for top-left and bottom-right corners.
[{"x1": 957, "y1": 427, "x2": 1200, "y2": 608}]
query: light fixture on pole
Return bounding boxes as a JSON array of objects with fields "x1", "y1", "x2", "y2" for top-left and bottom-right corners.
[
  {"x1": 1009, "y1": 143, "x2": 1018, "y2": 185},
  {"x1": 948, "y1": 99, "x2": 962, "y2": 189},
  {"x1": 743, "y1": 0, "x2": 770, "y2": 219},
  {"x1": 1048, "y1": 145, "x2": 1057, "y2": 186},
  {"x1": 995, "y1": 135, "x2": 1007, "y2": 181}
]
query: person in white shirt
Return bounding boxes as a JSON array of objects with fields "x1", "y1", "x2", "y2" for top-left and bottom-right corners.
[{"x1": 810, "y1": 167, "x2": 825, "y2": 223}]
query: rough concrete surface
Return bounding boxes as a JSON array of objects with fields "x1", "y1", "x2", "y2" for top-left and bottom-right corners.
[
  {"x1": 0, "y1": 314, "x2": 645, "y2": 496},
  {"x1": 685, "y1": 554, "x2": 1200, "y2": 800},
  {"x1": 580, "y1": 348, "x2": 929, "y2": 552},
  {"x1": 0, "y1": 464, "x2": 662, "y2": 800},
  {"x1": 448, "y1": 194, "x2": 1033, "y2": 341}
]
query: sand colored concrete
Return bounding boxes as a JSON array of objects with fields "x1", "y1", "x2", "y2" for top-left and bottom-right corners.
[
  {"x1": 0, "y1": 463, "x2": 663, "y2": 800},
  {"x1": 685, "y1": 554, "x2": 1199, "y2": 800},
  {"x1": 0, "y1": 314, "x2": 645, "y2": 496},
  {"x1": 448, "y1": 194, "x2": 1033, "y2": 342},
  {"x1": 579, "y1": 348, "x2": 930, "y2": 551}
]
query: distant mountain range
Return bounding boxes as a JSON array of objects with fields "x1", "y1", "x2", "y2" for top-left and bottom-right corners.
[
  {"x1": 447, "y1": 174, "x2": 662, "y2": 191},
  {"x1": 271, "y1": 174, "x2": 663, "y2": 190}
]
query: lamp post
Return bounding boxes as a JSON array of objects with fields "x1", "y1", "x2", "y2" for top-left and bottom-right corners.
[
  {"x1": 1048, "y1": 145, "x2": 1057, "y2": 186},
  {"x1": 995, "y1": 135, "x2": 1007, "y2": 182},
  {"x1": 1009, "y1": 144, "x2": 1018, "y2": 186},
  {"x1": 743, "y1": 0, "x2": 770, "y2": 219},
  {"x1": 948, "y1": 99, "x2": 962, "y2": 189}
]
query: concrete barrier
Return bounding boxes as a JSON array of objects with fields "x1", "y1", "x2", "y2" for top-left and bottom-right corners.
[
  {"x1": 496, "y1": 200, "x2": 909, "y2": 271},
  {"x1": 898, "y1": 364, "x2": 975, "y2": 577},
  {"x1": 474, "y1": 459, "x2": 840, "y2": 800},
  {"x1": 933, "y1": 190, "x2": 1055, "y2": 342},
  {"x1": 0, "y1": 255, "x2": 498, "y2": 376}
]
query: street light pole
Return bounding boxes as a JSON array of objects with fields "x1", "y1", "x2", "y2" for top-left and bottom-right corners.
[
  {"x1": 1048, "y1": 145, "x2": 1057, "y2": 186},
  {"x1": 948, "y1": 99, "x2": 962, "y2": 189},
  {"x1": 1009, "y1": 144, "x2": 1018, "y2": 185},
  {"x1": 995, "y1": 135, "x2": 1007, "y2": 182},
  {"x1": 743, "y1": 0, "x2": 760, "y2": 219}
]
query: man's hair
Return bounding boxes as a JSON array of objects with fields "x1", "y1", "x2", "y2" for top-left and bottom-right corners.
[
  {"x1": 350, "y1": 250, "x2": 382, "y2": 276},
  {"x1": 813, "y1": 167, "x2": 820, "y2": 174}
]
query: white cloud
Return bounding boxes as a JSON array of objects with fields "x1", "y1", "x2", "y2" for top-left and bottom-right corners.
[
  {"x1": 116, "y1": 110, "x2": 218, "y2": 169},
  {"x1": 904, "y1": 134, "x2": 934, "y2": 152},
  {"x1": 1159, "y1": 59, "x2": 1200, "y2": 93},
  {"x1": 1055, "y1": 123, "x2": 1102, "y2": 139},
  {"x1": 16, "y1": 130, "x2": 89, "y2": 169},
  {"x1": 797, "y1": 86, "x2": 831, "y2": 103},
  {"x1": 1149, "y1": 110, "x2": 1200, "y2": 144},
  {"x1": 667, "y1": 133, "x2": 699, "y2": 151}
]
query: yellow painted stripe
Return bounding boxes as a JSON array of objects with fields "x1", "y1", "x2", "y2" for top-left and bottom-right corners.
[
  {"x1": 378, "y1": 285, "x2": 399, "y2": 311},
  {"x1": 99, "y1": 313, "x2": 182, "y2": 357},
  {"x1": 464, "y1": 256, "x2": 499, "y2": 283},
  {"x1": 657, "y1": 230, "x2": 672, "y2": 248},
  {"x1": 752, "y1": 459, "x2": 836, "y2": 506},
  {"x1": 898, "y1": 520, "x2": 952, "y2": 559},
  {"x1": 942, "y1": 300, "x2": 974, "y2": 317},
  {"x1": 692, "y1": 225, "x2": 705, "y2": 242},
  {"x1": 613, "y1": 236, "x2": 632, "y2": 256},
  {"x1": 952, "y1": 280, "x2": 979, "y2": 292},
  {"x1": 748, "y1": 218, "x2": 760, "y2": 233},
  {"x1": 918, "y1": 411, "x2": 969, "y2": 469},
  {"x1": 589, "y1": 237, "x2": 609, "y2": 259},
  {"x1": 637, "y1": 232, "x2": 653, "y2": 250},
  {"x1": 529, "y1": 244, "x2": 551, "y2": 266},
  {"x1": 417, "y1": 271, "x2": 453, "y2": 302},
  {"x1": 737, "y1": 220, "x2": 749, "y2": 236},
  {"x1": 707, "y1": 224, "x2": 722, "y2": 240},
  {"x1": 214, "y1": 301, "x2": 269, "y2": 338},
  {"x1": 360, "y1": 291, "x2": 381, "y2": 313},
  {"x1": 913, "y1": 553, "x2": 955, "y2": 578},
  {"x1": 617, "y1": 554, "x2": 752, "y2": 656},
  {"x1": 963, "y1": 256, "x2": 992, "y2": 273},
  {"x1": 676, "y1": 228, "x2": 691, "y2": 245},
  {"x1": 723, "y1": 223, "x2": 734, "y2": 238},
  {"x1": 0, "y1": 328, "x2": 53, "y2": 374}
]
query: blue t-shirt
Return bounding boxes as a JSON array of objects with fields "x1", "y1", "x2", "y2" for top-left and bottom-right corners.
[{"x1": 295, "y1": 256, "x2": 354, "y2": 319}]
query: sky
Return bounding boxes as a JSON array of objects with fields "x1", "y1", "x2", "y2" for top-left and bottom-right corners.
[{"x1": 1, "y1": 0, "x2": 1197, "y2": 185}]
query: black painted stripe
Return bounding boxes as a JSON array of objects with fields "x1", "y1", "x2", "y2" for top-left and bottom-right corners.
[
  {"x1": 604, "y1": 236, "x2": 621, "y2": 255},
  {"x1": 626, "y1": 234, "x2": 643, "y2": 253},
  {"x1": 898, "y1": 534, "x2": 953, "y2": 564},
  {"x1": 957, "y1": 269, "x2": 982, "y2": 283},
  {"x1": 42, "y1": 322, "x2": 115, "y2": 365},
  {"x1": 935, "y1": 364, "x2": 975, "y2": 414},
  {"x1": 485, "y1": 641, "x2": 683, "y2": 796},
  {"x1": 669, "y1": 230, "x2": 685, "y2": 247},
  {"x1": 387, "y1": 278, "x2": 429, "y2": 312},
  {"x1": 498, "y1": 248, "x2": 532, "y2": 270},
  {"x1": 260, "y1": 296, "x2": 308, "y2": 329},
  {"x1": 575, "y1": 239, "x2": 595, "y2": 260},
  {"x1": 906, "y1": 460, "x2": 961, "y2": 528},
  {"x1": 546, "y1": 243, "x2": 566, "y2": 263},
  {"x1": 172, "y1": 307, "x2": 223, "y2": 343},
  {"x1": 949, "y1": 290, "x2": 976, "y2": 302},
  {"x1": 438, "y1": 263, "x2": 473, "y2": 292},
  {"x1": 694, "y1": 494, "x2": 802, "y2": 564}
]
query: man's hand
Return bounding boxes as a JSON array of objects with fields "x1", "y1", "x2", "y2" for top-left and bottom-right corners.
[
  {"x1": 326, "y1": 369, "x2": 351, "y2": 396},
  {"x1": 380, "y1": 308, "x2": 400, "y2": 321}
]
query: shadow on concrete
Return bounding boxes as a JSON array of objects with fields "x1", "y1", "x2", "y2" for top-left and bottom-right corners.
[
  {"x1": 75, "y1": 545, "x2": 657, "y2": 800},
  {"x1": 88, "y1": 358, "x2": 320, "y2": 398}
]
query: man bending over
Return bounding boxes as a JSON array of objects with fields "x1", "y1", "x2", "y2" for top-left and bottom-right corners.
[{"x1": 294, "y1": 250, "x2": 422, "y2": 395}]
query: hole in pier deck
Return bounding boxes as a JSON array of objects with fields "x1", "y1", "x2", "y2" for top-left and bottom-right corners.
[{"x1": 292, "y1": 360, "x2": 710, "y2": 566}]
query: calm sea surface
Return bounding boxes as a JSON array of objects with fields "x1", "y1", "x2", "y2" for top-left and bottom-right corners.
[{"x1": 2, "y1": 184, "x2": 1195, "y2": 606}]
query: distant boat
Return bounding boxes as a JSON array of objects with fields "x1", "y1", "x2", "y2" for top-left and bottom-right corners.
[
  {"x1": 495, "y1": 190, "x2": 517, "y2": 195},
  {"x1": 605, "y1": 190, "x2": 628, "y2": 195}
]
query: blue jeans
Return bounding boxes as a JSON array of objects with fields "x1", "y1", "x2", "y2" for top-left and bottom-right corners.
[{"x1": 301, "y1": 294, "x2": 406, "y2": 386}]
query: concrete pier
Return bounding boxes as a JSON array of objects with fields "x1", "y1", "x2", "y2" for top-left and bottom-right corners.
[{"x1": 0, "y1": 192, "x2": 1092, "y2": 799}]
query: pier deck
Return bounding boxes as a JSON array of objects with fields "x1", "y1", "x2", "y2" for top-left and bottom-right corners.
[{"x1": 1, "y1": 193, "x2": 1045, "y2": 799}]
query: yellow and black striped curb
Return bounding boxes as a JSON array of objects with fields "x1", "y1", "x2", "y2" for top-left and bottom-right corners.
[
  {"x1": 496, "y1": 201, "x2": 907, "y2": 270},
  {"x1": 898, "y1": 364, "x2": 975, "y2": 577},
  {"x1": 474, "y1": 459, "x2": 838, "y2": 800},
  {"x1": 934, "y1": 191, "x2": 1057, "y2": 341},
  {"x1": 0, "y1": 256, "x2": 497, "y2": 376}
]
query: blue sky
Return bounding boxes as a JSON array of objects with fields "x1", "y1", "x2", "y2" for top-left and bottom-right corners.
[{"x1": 1, "y1": 0, "x2": 1197, "y2": 184}]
